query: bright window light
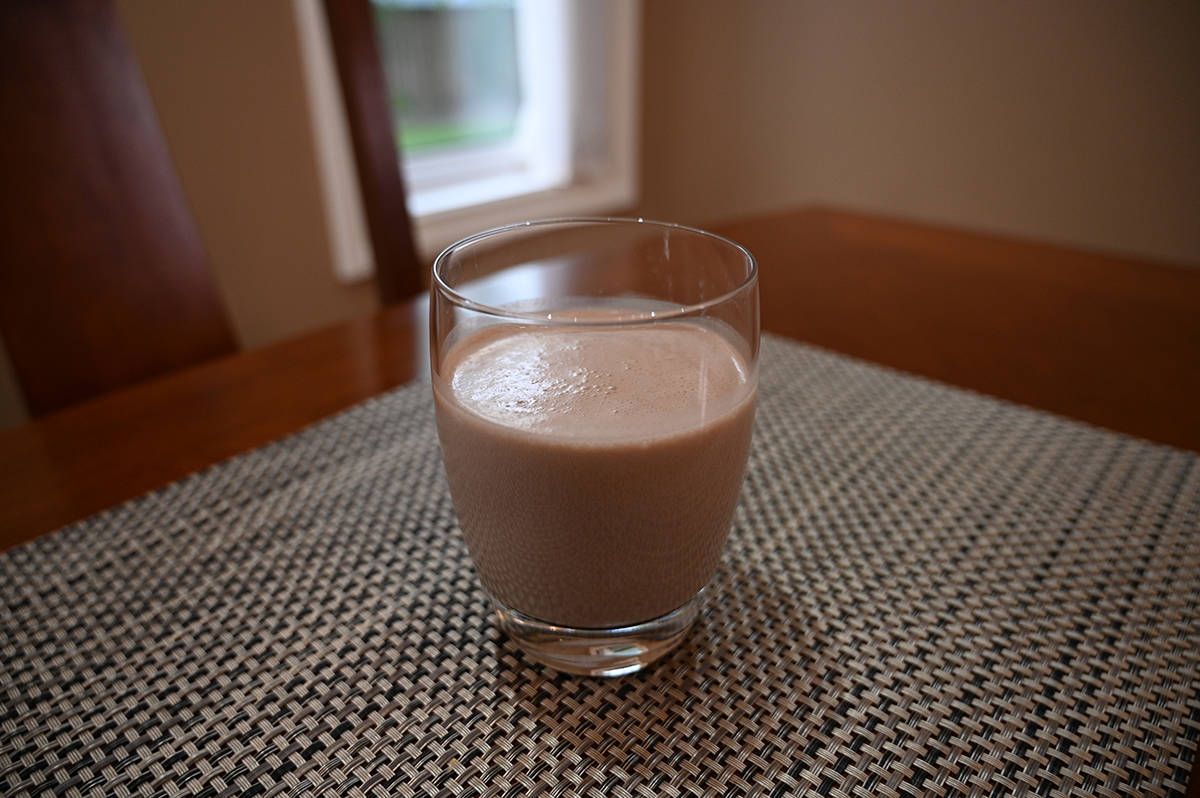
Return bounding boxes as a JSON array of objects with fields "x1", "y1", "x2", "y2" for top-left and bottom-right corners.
[
  {"x1": 295, "y1": 0, "x2": 639, "y2": 279},
  {"x1": 373, "y1": 0, "x2": 573, "y2": 216}
]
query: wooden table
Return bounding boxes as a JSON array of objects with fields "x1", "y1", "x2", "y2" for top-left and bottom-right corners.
[{"x1": 2, "y1": 207, "x2": 1198, "y2": 552}]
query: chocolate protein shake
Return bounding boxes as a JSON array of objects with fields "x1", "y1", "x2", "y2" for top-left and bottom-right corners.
[{"x1": 434, "y1": 320, "x2": 755, "y2": 628}]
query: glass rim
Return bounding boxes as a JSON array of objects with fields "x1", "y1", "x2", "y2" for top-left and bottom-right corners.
[{"x1": 430, "y1": 217, "x2": 758, "y2": 325}]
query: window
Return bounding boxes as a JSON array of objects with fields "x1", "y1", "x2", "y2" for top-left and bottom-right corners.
[
  {"x1": 373, "y1": 0, "x2": 568, "y2": 217},
  {"x1": 294, "y1": 0, "x2": 640, "y2": 281}
]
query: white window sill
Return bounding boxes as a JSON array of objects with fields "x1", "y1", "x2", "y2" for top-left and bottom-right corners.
[{"x1": 409, "y1": 171, "x2": 637, "y2": 264}]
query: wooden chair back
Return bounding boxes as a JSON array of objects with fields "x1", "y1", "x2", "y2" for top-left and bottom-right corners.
[
  {"x1": 0, "y1": 0, "x2": 237, "y2": 416},
  {"x1": 323, "y1": 0, "x2": 425, "y2": 304}
]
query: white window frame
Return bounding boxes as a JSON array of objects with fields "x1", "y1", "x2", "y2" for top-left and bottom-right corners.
[
  {"x1": 402, "y1": 0, "x2": 571, "y2": 216},
  {"x1": 294, "y1": 0, "x2": 640, "y2": 278}
]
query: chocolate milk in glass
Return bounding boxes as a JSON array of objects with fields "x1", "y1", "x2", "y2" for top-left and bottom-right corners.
[{"x1": 434, "y1": 319, "x2": 756, "y2": 629}]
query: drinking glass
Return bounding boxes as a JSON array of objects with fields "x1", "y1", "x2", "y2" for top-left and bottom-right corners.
[{"x1": 431, "y1": 218, "x2": 758, "y2": 676}]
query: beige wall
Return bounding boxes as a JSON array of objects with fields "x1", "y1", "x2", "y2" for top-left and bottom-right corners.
[
  {"x1": 637, "y1": 0, "x2": 1200, "y2": 265},
  {"x1": 3, "y1": 0, "x2": 1196, "y2": 429}
]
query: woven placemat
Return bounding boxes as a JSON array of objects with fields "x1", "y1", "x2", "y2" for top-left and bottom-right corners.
[{"x1": 3, "y1": 334, "x2": 1198, "y2": 797}]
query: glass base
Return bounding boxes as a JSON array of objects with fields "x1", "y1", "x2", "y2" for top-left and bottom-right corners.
[{"x1": 495, "y1": 595, "x2": 702, "y2": 677}]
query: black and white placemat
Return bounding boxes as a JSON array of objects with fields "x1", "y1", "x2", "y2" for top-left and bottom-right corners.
[{"x1": 3, "y1": 334, "x2": 1198, "y2": 797}]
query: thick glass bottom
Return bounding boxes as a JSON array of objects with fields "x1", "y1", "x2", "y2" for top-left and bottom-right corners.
[{"x1": 494, "y1": 594, "x2": 702, "y2": 677}]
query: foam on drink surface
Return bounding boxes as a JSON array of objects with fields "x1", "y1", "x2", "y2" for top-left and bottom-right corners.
[{"x1": 445, "y1": 323, "x2": 751, "y2": 443}]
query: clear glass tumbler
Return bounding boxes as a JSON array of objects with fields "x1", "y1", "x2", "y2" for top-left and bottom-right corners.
[{"x1": 431, "y1": 218, "x2": 758, "y2": 676}]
